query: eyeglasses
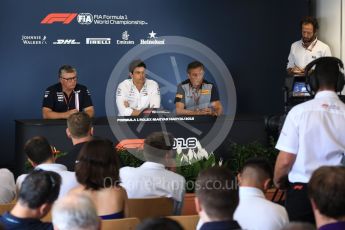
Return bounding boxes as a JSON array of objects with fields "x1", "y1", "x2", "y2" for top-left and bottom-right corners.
[{"x1": 60, "y1": 76, "x2": 77, "y2": 82}]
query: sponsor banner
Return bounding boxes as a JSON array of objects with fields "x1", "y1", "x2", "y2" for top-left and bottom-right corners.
[
  {"x1": 21, "y1": 35, "x2": 47, "y2": 45},
  {"x1": 140, "y1": 31, "x2": 165, "y2": 45},
  {"x1": 41, "y1": 13, "x2": 77, "y2": 24},
  {"x1": 116, "y1": 31, "x2": 135, "y2": 45},
  {"x1": 41, "y1": 13, "x2": 148, "y2": 26},
  {"x1": 53, "y1": 39, "x2": 80, "y2": 45},
  {"x1": 86, "y1": 38, "x2": 111, "y2": 45}
]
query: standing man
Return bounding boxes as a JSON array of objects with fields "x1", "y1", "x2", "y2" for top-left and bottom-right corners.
[
  {"x1": 116, "y1": 59, "x2": 161, "y2": 116},
  {"x1": 274, "y1": 57, "x2": 345, "y2": 223},
  {"x1": 287, "y1": 16, "x2": 331, "y2": 76},
  {"x1": 175, "y1": 61, "x2": 223, "y2": 116},
  {"x1": 42, "y1": 65, "x2": 94, "y2": 119}
]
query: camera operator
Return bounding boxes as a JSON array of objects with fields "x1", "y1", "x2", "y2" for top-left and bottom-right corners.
[{"x1": 274, "y1": 57, "x2": 345, "y2": 224}]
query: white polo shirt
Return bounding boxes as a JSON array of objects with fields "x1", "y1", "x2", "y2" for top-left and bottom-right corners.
[
  {"x1": 16, "y1": 163, "x2": 79, "y2": 198},
  {"x1": 276, "y1": 91, "x2": 345, "y2": 183},
  {"x1": 287, "y1": 38, "x2": 331, "y2": 70},
  {"x1": 116, "y1": 79, "x2": 161, "y2": 116},
  {"x1": 0, "y1": 169, "x2": 16, "y2": 204},
  {"x1": 120, "y1": 162, "x2": 185, "y2": 202},
  {"x1": 234, "y1": 187, "x2": 289, "y2": 230}
]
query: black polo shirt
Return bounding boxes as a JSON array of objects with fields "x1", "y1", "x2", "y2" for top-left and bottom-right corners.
[
  {"x1": 0, "y1": 212, "x2": 53, "y2": 230},
  {"x1": 42, "y1": 83, "x2": 93, "y2": 112}
]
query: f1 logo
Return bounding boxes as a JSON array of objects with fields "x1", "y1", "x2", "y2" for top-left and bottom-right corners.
[{"x1": 41, "y1": 13, "x2": 77, "y2": 24}]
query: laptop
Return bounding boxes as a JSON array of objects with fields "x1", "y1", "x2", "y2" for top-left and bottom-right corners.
[{"x1": 292, "y1": 77, "x2": 310, "y2": 97}]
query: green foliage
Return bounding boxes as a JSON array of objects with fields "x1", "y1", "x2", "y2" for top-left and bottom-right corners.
[
  {"x1": 227, "y1": 138, "x2": 278, "y2": 173},
  {"x1": 117, "y1": 148, "x2": 144, "y2": 167},
  {"x1": 115, "y1": 138, "x2": 278, "y2": 193}
]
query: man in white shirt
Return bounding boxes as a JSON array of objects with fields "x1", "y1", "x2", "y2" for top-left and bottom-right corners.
[
  {"x1": 287, "y1": 16, "x2": 331, "y2": 76},
  {"x1": 120, "y1": 132, "x2": 185, "y2": 214},
  {"x1": 0, "y1": 168, "x2": 16, "y2": 204},
  {"x1": 234, "y1": 158, "x2": 289, "y2": 230},
  {"x1": 16, "y1": 136, "x2": 78, "y2": 198},
  {"x1": 274, "y1": 57, "x2": 345, "y2": 223},
  {"x1": 116, "y1": 59, "x2": 161, "y2": 116}
]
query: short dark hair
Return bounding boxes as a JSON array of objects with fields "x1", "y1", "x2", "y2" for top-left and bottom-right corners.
[
  {"x1": 187, "y1": 61, "x2": 204, "y2": 73},
  {"x1": 19, "y1": 170, "x2": 61, "y2": 209},
  {"x1": 129, "y1": 59, "x2": 146, "y2": 73},
  {"x1": 67, "y1": 112, "x2": 92, "y2": 138},
  {"x1": 282, "y1": 222, "x2": 316, "y2": 230},
  {"x1": 240, "y1": 157, "x2": 273, "y2": 181},
  {"x1": 314, "y1": 58, "x2": 341, "y2": 90},
  {"x1": 58, "y1": 65, "x2": 77, "y2": 77},
  {"x1": 24, "y1": 136, "x2": 53, "y2": 165},
  {"x1": 136, "y1": 217, "x2": 183, "y2": 230},
  {"x1": 195, "y1": 167, "x2": 238, "y2": 220},
  {"x1": 143, "y1": 132, "x2": 174, "y2": 163},
  {"x1": 308, "y1": 166, "x2": 345, "y2": 219},
  {"x1": 301, "y1": 16, "x2": 319, "y2": 32},
  {"x1": 75, "y1": 139, "x2": 120, "y2": 190}
]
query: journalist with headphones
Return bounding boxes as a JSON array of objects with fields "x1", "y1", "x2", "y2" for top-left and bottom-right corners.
[{"x1": 274, "y1": 57, "x2": 345, "y2": 224}]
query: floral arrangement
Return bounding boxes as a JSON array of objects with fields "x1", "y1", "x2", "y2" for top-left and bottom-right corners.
[{"x1": 175, "y1": 141, "x2": 224, "y2": 192}]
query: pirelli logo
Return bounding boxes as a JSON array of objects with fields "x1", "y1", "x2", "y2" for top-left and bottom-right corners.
[
  {"x1": 41, "y1": 13, "x2": 77, "y2": 24},
  {"x1": 86, "y1": 38, "x2": 111, "y2": 45},
  {"x1": 200, "y1": 89, "x2": 211, "y2": 95}
]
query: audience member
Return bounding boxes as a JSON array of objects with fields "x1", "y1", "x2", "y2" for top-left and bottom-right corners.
[
  {"x1": 0, "y1": 168, "x2": 16, "y2": 204},
  {"x1": 0, "y1": 170, "x2": 61, "y2": 230},
  {"x1": 52, "y1": 194, "x2": 100, "y2": 230},
  {"x1": 308, "y1": 166, "x2": 345, "y2": 229},
  {"x1": 16, "y1": 136, "x2": 78, "y2": 198},
  {"x1": 282, "y1": 222, "x2": 316, "y2": 230},
  {"x1": 56, "y1": 112, "x2": 93, "y2": 171},
  {"x1": 116, "y1": 59, "x2": 161, "y2": 116},
  {"x1": 69, "y1": 138, "x2": 128, "y2": 219},
  {"x1": 195, "y1": 167, "x2": 241, "y2": 230},
  {"x1": 175, "y1": 61, "x2": 223, "y2": 116},
  {"x1": 274, "y1": 57, "x2": 345, "y2": 223},
  {"x1": 42, "y1": 64, "x2": 94, "y2": 119},
  {"x1": 120, "y1": 132, "x2": 185, "y2": 214},
  {"x1": 234, "y1": 158, "x2": 289, "y2": 230},
  {"x1": 136, "y1": 217, "x2": 183, "y2": 230}
]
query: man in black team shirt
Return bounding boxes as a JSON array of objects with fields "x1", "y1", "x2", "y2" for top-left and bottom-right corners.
[
  {"x1": 42, "y1": 65, "x2": 94, "y2": 119},
  {"x1": 56, "y1": 112, "x2": 93, "y2": 171}
]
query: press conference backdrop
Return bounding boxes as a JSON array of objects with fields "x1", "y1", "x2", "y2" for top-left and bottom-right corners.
[{"x1": 0, "y1": 0, "x2": 308, "y2": 167}]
